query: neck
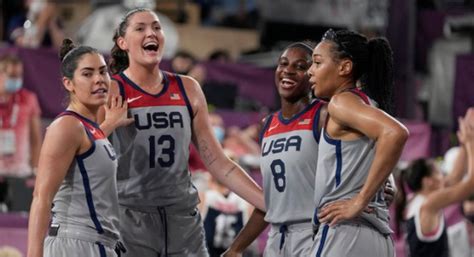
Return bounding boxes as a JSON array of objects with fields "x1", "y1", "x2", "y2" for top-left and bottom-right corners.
[
  {"x1": 67, "y1": 102, "x2": 98, "y2": 123},
  {"x1": 333, "y1": 79, "x2": 356, "y2": 96},
  {"x1": 280, "y1": 96, "x2": 310, "y2": 119},
  {"x1": 126, "y1": 62, "x2": 162, "y2": 88}
]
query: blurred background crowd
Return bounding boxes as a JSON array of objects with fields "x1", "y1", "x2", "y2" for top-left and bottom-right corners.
[{"x1": 0, "y1": 0, "x2": 473, "y2": 256}]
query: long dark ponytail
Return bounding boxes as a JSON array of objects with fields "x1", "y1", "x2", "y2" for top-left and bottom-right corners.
[{"x1": 322, "y1": 29, "x2": 394, "y2": 114}]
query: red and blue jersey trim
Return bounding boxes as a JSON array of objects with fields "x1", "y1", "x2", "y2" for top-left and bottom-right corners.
[
  {"x1": 262, "y1": 100, "x2": 324, "y2": 139},
  {"x1": 57, "y1": 110, "x2": 105, "y2": 140},
  {"x1": 111, "y1": 71, "x2": 194, "y2": 119}
]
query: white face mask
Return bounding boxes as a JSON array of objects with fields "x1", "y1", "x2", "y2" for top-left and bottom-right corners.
[
  {"x1": 4, "y1": 78, "x2": 23, "y2": 93},
  {"x1": 122, "y1": 0, "x2": 156, "y2": 10}
]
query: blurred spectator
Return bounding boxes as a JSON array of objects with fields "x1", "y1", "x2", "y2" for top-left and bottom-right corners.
[
  {"x1": 195, "y1": 0, "x2": 259, "y2": 28},
  {"x1": 208, "y1": 49, "x2": 232, "y2": 63},
  {"x1": 201, "y1": 174, "x2": 252, "y2": 257},
  {"x1": 171, "y1": 50, "x2": 207, "y2": 85},
  {"x1": 7, "y1": 0, "x2": 64, "y2": 48},
  {"x1": 223, "y1": 124, "x2": 260, "y2": 156},
  {"x1": 76, "y1": 0, "x2": 178, "y2": 58},
  {"x1": 448, "y1": 195, "x2": 474, "y2": 257},
  {"x1": 0, "y1": 54, "x2": 42, "y2": 210}
]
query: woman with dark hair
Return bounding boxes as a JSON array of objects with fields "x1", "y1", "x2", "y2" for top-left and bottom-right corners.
[
  {"x1": 395, "y1": 109, "x2": 474, "y2": 257},
  {"x1": 103, "y1": 8, "x2": 264, "y2": 257},
  {"x1": 27, "y1": 39, "x2": 130, "y2": 257},
  {"x1": 307, "y1": 29, "x2": 409, "y2": 256},
  {"x1": 223, "y1": 41, "x2": 325, "y2": 257}
]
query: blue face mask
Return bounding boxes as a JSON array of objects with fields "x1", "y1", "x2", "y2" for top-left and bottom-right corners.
[
  {"x1": 213, "y1": 126, "x2": 225, "y2": 143},
  {"x1": 5, "y1": 78, "x2": 23, "y2": 93}
]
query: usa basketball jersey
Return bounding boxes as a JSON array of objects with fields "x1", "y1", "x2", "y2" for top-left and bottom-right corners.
[
  {"x1": 260, "y1": 100, "x2": 324, "y2": 224},
  {"x1": 203, "y1": 191, "x2": 248, "y2": 255},
  {"x1": 51, "y1": 111, "x2": 120, "y2": 239},
  {"x1": 313, "y1": 89, "x2": 391, "y2": 235},
  {"x1": 111, "y1": 71, "x2": 198, "y2": 208},
  {"x1": 405, "y1": 195, "x2": 449, "y2": 257}
]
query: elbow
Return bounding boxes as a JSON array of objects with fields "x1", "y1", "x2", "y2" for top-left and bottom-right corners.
[
  {"x1": 382, "y1": 125, "x2": 409, "y2": 147},
  {"x1": 396, "y1": 125, "x2": 410, "y2": 144}
]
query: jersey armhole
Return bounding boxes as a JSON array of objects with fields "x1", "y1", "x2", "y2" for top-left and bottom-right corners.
[
  {"x1": 312, "y1": 102, "x2": 323, "y2": 144},
  {"x1": 175, "y1": 74, "x2": 194, "y2": 120},
  {"x1": 414, "y1": 207, "x2": 445, "y2": 242},
  {"x1": 258, "y1": 114, "x2": 274, "y2": 146}
]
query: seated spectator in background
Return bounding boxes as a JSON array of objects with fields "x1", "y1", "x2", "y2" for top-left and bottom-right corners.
[
  {"x1": 7, "y1": 0, "x2": 64, "y2": 48},
  {"x1": 0, "y1": 54, "x2": 42, "y2": 212},
  {"x1": 223, "y1": 124, "x2": 260, "y2": 159},
  {"x1": 171, "y1": 50, "x2": 207, "y2": 84},
  {"x1": 208, "y1": 49, "x2": 232, "y2": 63},
  {"x1": 449, "y1": 194, "x2": 474, "y2": 257}
]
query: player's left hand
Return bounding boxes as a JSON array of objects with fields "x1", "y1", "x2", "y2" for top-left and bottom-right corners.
[
  {"x1": 383, "y1": 179, "x2": 396, "y2": 207},
  {"x1": 318, "y1": 197, "x2": 366, "y2": 227}
]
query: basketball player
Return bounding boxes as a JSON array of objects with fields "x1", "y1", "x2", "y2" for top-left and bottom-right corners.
[
  {"x1": 103, "y1": 8, "x2": 264, "y2": 257},
  {"x1": 395, "y1": 109, "x2": 474, "y2": 257},
  {"x1": 223, "y1": 41, "x2": 396, "y2": 257},
  {"x1": 27, "y1": 39, "x2": 130, "y2": 257},
  {"x1": 308, "y1": 29, "x2": 409, "y2": 257}
]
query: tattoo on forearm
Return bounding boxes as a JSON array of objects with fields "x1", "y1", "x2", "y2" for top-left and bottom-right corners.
[
  {"x1": 200, "y1": 139, "x2": 217, "y2": 166},
  {"x1": 225, "y1": 166, "x2": 237, "y2": 177}
]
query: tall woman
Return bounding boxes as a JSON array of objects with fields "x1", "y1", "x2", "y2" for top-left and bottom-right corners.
[
  {"x1": 307, "y1": 29, "x2": 409, "y2": 257},
  {"x1": 27, "y1": 39, "x2": 129, "y2": 257},
  {"x1": 104, "y1": 8, "x2": 264, "y2": 257}
]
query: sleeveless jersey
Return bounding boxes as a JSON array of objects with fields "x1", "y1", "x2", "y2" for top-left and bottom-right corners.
[
  {"x1": 111, "y1": 71, "x2": 198, "y2": 208},
  {"x1": 312, "y1": 89, "x2": 391, "y2": 234},
  {"x1": 203, "y1": 190, "x2": 248, "y2": 253},
  {"x1": 260, "y1": 100, "x2": 324, "y2": 224},
  {"x1": 405, "y1": 195, "x2": 449, "y2": 257},
  {"x1": 51, "y1": 111, "x2": 120, "y2": 239}
]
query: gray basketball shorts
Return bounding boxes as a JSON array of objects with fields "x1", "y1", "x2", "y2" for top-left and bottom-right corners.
[
  {"x1": 311, "y1": 223, "x2": 394, "y2": 257},
  {"x1": 44, "y1": 236, "x2": 117, "y2": 257},
  {"x1": 118, "y1": 204, "x2": 209, "y2": 257},
  {"x1": 263, "y1": 222, "x2": 313, "y2": 257}
]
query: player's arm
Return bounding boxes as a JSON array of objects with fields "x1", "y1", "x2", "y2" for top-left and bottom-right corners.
[
  {"x1": 29, "y1": 111, "x2": 42, "y2": 173},
  {"x1": 27, "y1": 117, "x2": 85, "y2": 257},
  {"x1": 420, "y1": 109, "x2": 474, "y2": 234},
  {"x1": 222, "y1": 208, "x2": 268, "y2": 256},
  {"x1": 318, "y1": 92, "x2": 409, "y2": 226},
  {"x1": 182, "y1": 75, "x2": 265, "y2": 211}
]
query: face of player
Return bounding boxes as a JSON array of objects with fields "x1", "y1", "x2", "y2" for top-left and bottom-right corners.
[
  {"x1": 119, "y1": 11, "x2": 165, "y2": 68},
  {"x1": 63, "y1": 53, "x2": 110, "y2": 107},
  {"x1": 275, "y1": 47, "x2": 312, "y2": 103},
  {"x1": 308, "y1": 41, "x2": 345, "y2": 99},
  {"x1": 426, "y1": 165, "x2": 445, "y2": 191}
]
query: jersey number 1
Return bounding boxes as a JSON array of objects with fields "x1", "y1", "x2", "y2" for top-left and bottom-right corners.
[{"x1": 148, "y1": 135, "x2": 175, "y2": 168}]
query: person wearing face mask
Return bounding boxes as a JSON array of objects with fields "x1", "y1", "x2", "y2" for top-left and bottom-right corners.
[{"x1": 0, "y1": 54, "x2": 42, "y2": 180}]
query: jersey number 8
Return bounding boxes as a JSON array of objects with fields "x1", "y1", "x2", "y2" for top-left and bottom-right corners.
[{"x1": 270, "y1": 159, "x2": 286, "y2": 192}]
